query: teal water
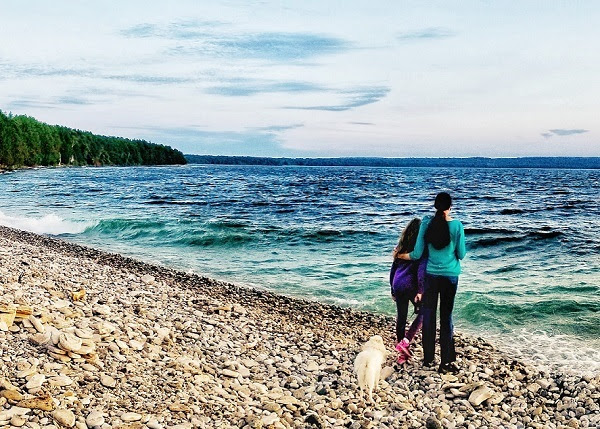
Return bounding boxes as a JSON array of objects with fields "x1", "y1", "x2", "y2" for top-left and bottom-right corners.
[{"x1": 1, "y1": 165, "x2": 598, "y2": 374}]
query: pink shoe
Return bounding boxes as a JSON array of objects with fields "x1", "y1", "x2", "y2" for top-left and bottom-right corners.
[{"x1": 395, "y1": 339, "x2": 412, "y2": 359}]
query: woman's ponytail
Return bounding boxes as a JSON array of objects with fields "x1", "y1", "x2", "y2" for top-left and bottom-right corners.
[{"x1": 425, "y1": 192, "x2": 452, "y2": 250}]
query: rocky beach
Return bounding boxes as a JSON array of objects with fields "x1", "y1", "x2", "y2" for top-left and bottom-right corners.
[{"x1": 0, "y1": 225, "x2": 598, "y2": 429}]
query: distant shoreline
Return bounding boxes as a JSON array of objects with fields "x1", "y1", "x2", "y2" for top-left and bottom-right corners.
[{"x1": 185, "y1": 155, "x2": 600, "y2": 169}]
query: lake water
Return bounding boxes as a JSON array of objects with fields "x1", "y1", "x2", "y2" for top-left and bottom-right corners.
[{"x1": 1, "y1": 164, "x2": 598, "y2": 374}]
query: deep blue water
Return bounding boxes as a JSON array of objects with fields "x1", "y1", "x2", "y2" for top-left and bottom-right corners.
[{"x1": 1, "y1": 165, "x2": 599, "y2": 374}]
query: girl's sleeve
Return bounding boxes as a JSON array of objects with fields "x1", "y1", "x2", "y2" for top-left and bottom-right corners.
[
  {"x1": 409, "y1": 220, "x2": 428, "y2": 260},
  {"x1": 456, "y1": 222, "x2": 467, "y2": 260}
]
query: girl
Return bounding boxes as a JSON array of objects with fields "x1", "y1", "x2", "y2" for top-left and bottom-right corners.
[
  {"x1": 399, "y1": 192, "x2": 466, "y2": 374},
  {"x1": 390, "y1": 218, "x2": 426, "y2": 364}
]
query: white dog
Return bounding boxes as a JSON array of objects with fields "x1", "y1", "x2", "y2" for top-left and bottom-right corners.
[{"x1": 354, "y1": 335, "x2": 388, "y2": 402}]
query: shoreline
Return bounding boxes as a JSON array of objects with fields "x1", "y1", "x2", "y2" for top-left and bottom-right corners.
[{"x1": 0, "y1": 226, "x2": 598, "y2": 428}]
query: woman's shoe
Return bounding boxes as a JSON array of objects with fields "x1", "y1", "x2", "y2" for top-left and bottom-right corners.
[{"x1": 438, "y1": 362, "x2": 460, "y2": 374}]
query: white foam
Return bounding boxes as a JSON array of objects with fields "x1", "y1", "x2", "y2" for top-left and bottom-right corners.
[
  {"x1": 0, "y1": 210, "x2": 93, "y2": 235},
  {"x1": 462, "y1": 326, "x2": 600, "y2": 376}
]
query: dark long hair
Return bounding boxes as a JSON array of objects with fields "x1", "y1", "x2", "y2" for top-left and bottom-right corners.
[
  {"x1": 425, "y1": 192, "x2": 452, "y2": 250},
  {"x1": 393, "y1": 218, "x2": 421, "y2": 259}
]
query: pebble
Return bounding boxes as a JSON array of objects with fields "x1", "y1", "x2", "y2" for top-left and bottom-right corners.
[
  {"x1": 53, "y1": 409, "x2": 76, "y2": 427},
  {"x1": 120, "y1": 413, "x2": 142, "y2": 422},
  {"x1": 99, "y1": 375, "x2": 116, "y2": 388},
  {"x1": 85, "y1": 411, "x2": 105, "y2": 428}
]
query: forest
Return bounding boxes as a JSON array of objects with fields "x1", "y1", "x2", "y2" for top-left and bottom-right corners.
[
  {"x1": 186, "y1": 155, "x2": 600, "y2": 169},
  {"x1": 0, "y1": 110, "x2": 186, "y2": 168}
]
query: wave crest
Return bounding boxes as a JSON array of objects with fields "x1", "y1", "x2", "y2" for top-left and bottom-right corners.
[{"x1": 0, "y1": 210, "x2": 93, "y2": 235}]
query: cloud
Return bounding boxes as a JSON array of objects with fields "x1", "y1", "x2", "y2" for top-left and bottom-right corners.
[
  {"x1": 120, "y1": 20, "x2": 224, "y2": 39},
  {"x1": 55, "y1": 96, "x2": 92, "y2": 105},
  {"x1": 548, "y1": 129, "x2": 589, "y2": 136},
  {"x1": 397, "y1": 27, "x2": 455, "y2": 41},
  {"x1": 287, "y1": 86, "x2": 390, "y2": 111},
  {"x1": 349, "y1": 121, "x2": 375, "y2": 126},
  {"x1": 0, "y1": 62, "x2": 93, "y2": 79},
  {"x1": 124, "y1": 125, "x2": 298, "y2": 156},
  {"x1": 206, "y1": 80, "x2": 326, "y2": 96},
  {"x1": 5, "y1": 100, "x2": 57, "y2": 111},
  {"x1": 542, "y1": 129, "x2": 589, "y2": 138},
  {"x1": 105, "y1": 74, "x2": 194, "y2": 85},
  {"x1": 121, "y1": 21, "x2": 351, "y2": 62},
  {"x1": 5, "y1": 96, "x2": 92, "y2": 111},
  {"x1": 168, "y1": 32, "x2": 351, "y2": 61},
  {"x1": 252, "y1": 124, "x2": 304, "y2": 132}
]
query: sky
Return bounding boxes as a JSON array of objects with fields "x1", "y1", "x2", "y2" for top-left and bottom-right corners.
[{"x1": 1, "y1": 1, "x2": 598, "y2": 157}]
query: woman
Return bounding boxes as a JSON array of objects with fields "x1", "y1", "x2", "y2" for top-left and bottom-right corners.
[{"x1": 398, "y1": 192, "x2": 466, "y2": 373}]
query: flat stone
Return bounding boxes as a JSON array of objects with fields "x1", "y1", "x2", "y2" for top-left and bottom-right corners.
[
  {"x1": 0, "y1": 406, "x2": 30, "y2": 421},
  {"x1": 0, "y1": 390, "x2": 23, "y2": 401},
  {"x1": 30, "y1": 332, "x2": 52, "y2": 346},
  {"x1": 100, "y1": 375, "x2": 116, "y2": 388},
  {"x1": 120, "y1": 412, "x2": 142, "y2": 422},
  {"x1": 306, "y1": 361, "x2": 319, "y2": 371},
  {"x1": 85, "y1": 411, "x2": 105, "y2": 428},
  {"x1": 469, "y1": 385, "x2": 494, "y2": 406},
  {"x1": 30, "y1": 316, "x2": 45, "y2": 333},
  {"x1": 141, "y1": 274, "x2": 155, "y2": 284},
  {"x1": 53, "y1": 409, "x2": 76, "y2": 427},
  {"x1": 261, "y1": 413, "x2": 279, "y2": 426},
  {"x1": 25, "y1": 374, "x2": 46, "y2": 390},
  {"x1": 221, "y1": 369, "x2": 239, "y2": 378},
  {"x1": 58, "y1": 332, "x2": 82, "y2": 353},
  {"x1": 10, "y1": 415, "x2": 27, "y2": 427},
  {"x1": 74, "y1": 329, "x2": 94, "y2": 339},
  {"x1": 146, "y1": 420, "x2": 164, "y2": 429},
  {"x1": 48, "y1": 376, "x2": 73, "y2": 387},
  {"x1": 17, "y1": 393, "x2": 55, "y2": 411}
]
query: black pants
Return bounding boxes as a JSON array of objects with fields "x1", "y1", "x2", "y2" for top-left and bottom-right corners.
[
  {"x1": 421, "y1": 274, "x2": 458, "y2": 365},
  {"x1": 394, "y1": 290, "x2": 423, "y2": 343}
]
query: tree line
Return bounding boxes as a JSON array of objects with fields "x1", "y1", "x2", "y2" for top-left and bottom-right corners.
[
  {"x1": 0, "y1": 110, "x2": 186, "y2": 168},
  {"x1": 186, "y1": 155, "x2": 600, "y2": 169}
]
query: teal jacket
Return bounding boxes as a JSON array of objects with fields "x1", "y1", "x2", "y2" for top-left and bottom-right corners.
[{"x1": 409, "y1": 215, "x2": 466, "y2": 276}]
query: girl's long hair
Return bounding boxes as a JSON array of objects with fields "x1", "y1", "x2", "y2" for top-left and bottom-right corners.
[
  {"x1": 425, "y1": 192, "x2": 452, "y2": 250},
  {"x1": 393, "y1": 218, "x2": 421, "y2": 259}
]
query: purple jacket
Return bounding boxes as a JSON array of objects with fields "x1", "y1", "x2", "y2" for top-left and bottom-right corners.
[{"x1": 389, "y1": 257, "x2": 427, "y2": 297}]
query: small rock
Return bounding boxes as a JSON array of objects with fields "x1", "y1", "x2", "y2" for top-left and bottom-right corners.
[
  {"x1": 10, "y1": 415, "x2": 27, "y2": 427},
  {"x1": 146, "y1": 420, "x2": 163, "y2": 429},
  {"x1": 141, "y1": 274, "x2": 155, "y2": 284},
  {"x1": 426, "y1": 416, "x2": 443, "y2": 429},
  {"x1": 262, "y1": 413, "x2": 279, "y2": 426},
  {"x1": 100, "y1": 375, "x2": 116, "y2": 388},
  {"x1": 306, "y1": 361, "x2": 319, "y2": 372},
  {"x1": 53, "y1": 409, "x2": 76, "y2": 427},
  {"x1": 25, "y1": 374, "x2": 46, "y2": 390},
  {"x1": 85, "y1": 411, "x2": 105, "y2": 428},
  {"x1": 58, "y1": 332, "x2": 82, "y2": 353},
  {"x1": 1, "y1": 389, "x2": 23, "y2": 401},
  {"x1": 120, "y1": 412, "x2": 142, "y2": 422},
  {"x1": 17, "y1": 393, "x2": 55, "y2": 411},
  {"x1": 304, "y1": 414, "x2": 323, "y2": 428},
  {"x1": 221, "y1": 369, "x2": 239, "y2": 378},
  {"x1": 468, "y1": 385, "x2": 494, "y2": 406}
]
